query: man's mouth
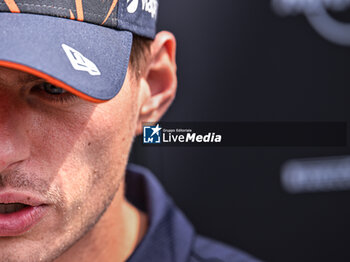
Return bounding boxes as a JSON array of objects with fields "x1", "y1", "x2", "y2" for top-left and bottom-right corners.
[
  {"x1": 0, "y1": 193, "x2": 48, "y2": 236},
  {"x1": 0, "y1": 203, "x2": 30, "y2": 214}
]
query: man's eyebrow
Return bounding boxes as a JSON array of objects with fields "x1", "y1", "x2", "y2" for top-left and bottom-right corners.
[
  {"x1": 0, "y1": 71, "x2": 40, "y2": 85},
  {"x1": 18, "y1": 73, "x2": 40, "y2": 83}
]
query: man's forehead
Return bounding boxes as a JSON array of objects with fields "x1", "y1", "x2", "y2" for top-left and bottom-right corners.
[{"x1": 0, "y1": 67, "x2": 40, "y2": 86}]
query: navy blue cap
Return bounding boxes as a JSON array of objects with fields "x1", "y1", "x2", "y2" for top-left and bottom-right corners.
[{"x1": 0, "y1": 0, "x2": 159, "y2": 102}]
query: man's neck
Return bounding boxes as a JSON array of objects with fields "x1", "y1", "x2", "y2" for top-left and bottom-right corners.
[{"x1": 55, "y1": 182, "x2": 148, "y2": 262}]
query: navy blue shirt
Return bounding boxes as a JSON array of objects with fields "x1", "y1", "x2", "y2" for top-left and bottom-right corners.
[{"x1": 125, "y1": 164, "x2": 263, "y2": 262}]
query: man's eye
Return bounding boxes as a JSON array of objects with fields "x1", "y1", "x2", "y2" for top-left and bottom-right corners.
[
  {"x1": 30, "y1": 82, "x2": 78, "y2": 104},
  {"x1": 42, "y1": 83, "x2": 67, "y2": 95}
]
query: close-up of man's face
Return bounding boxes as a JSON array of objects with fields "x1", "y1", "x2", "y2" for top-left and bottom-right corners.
[
  {"x1": 0, "y1": 14, "x2": 178, "y2": 257},
  {"x1": 0, "y1": 64, "x2": 140, "y2": 261}
]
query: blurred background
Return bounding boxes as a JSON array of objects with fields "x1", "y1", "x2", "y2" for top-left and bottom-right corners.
[{"x1": 130, "y1": 1, "x2": 350, "y2": 261}]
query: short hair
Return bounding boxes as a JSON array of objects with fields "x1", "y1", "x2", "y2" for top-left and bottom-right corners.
[{"x1": 129, "y1": 34, "x2": 152, "y2": 79}]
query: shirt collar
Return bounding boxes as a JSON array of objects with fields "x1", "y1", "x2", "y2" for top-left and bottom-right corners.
[{"x1": 125, "y1": 163, "x2": 195, "y2": 262}]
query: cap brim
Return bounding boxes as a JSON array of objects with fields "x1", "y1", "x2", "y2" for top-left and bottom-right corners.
[{"x1": 0, "y1": 13, "x2": 132, "y2": 103}]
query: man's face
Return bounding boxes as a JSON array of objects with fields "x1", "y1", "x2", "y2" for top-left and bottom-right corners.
[{"x1": 0, "y1": 66, "x2": 139, "y2": 261}]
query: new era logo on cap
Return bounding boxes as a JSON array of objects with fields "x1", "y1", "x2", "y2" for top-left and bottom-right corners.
[{"x1": 61, "y1": 44, "x2": 101, "y2": 76}]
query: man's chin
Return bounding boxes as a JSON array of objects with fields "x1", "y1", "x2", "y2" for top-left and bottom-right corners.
[
  {"x1": 0, "y1": 216, "x2": 66, "y2": 262},
  {"x1": 0, "y1": 239, "x2": 54, "y2": 262}
]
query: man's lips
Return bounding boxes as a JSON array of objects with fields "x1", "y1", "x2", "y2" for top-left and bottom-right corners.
[
  {"x1": 0, "y1": 192, "x2": 48, "y2": 236},
  {"x1": 0, "y1": 192, "x2": 46, "y2": 206}
]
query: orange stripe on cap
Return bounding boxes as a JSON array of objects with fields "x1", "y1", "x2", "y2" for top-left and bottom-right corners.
[
  {"x1": 101, "y1": 0, "x2": 119, "y2": 25},
  {"x1": 0, "y1": 61, "x2": 106, "y2": 103},
  {"x1": 4, "y1": 0, "x2": 20, "y2": 13},
  {"x1": 69, "y1": 9, "x2": 75, "y2": 20},
  {"x1": 75, "y1": 0, "x2": 84, "y2": 21}
]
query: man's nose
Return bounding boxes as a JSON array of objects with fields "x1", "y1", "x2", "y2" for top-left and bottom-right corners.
[{"x1": 0, "y1": 97, "x2": 30, "y2": 172}]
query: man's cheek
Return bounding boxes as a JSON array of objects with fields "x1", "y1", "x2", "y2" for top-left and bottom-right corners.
[
  {"x1": 27, "y1": 115, "x2": 92, "y2": 172},
  {"x1": 57, "y1": 162, "x2": 91, "y2": 203},
  {"x1": 55, "y1": 128, "x2": 119, "y2": 196}
]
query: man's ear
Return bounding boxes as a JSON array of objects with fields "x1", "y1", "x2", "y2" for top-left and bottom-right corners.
[{"x1": 135, "y1": 31, "x2": 177, "y2": 135}]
